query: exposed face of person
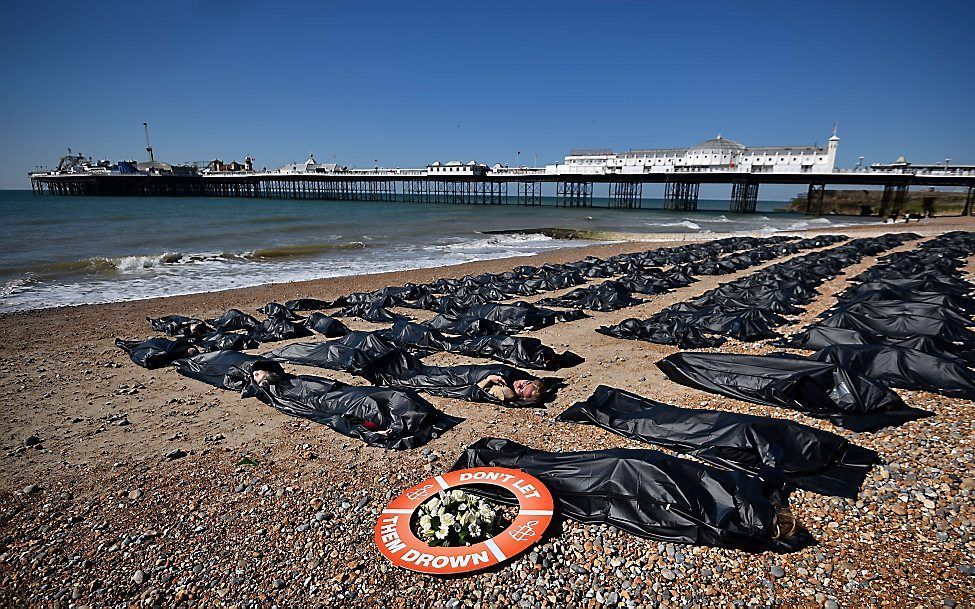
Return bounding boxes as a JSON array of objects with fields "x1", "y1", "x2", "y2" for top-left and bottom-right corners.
[
  {"x1": 252, "y1": 369, "x2": 269, "y2": 384},
  {"x1": 513, "y1": 379, "x2": 539, "y2": 401}
]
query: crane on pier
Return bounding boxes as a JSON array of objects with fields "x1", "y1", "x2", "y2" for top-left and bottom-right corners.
[{"x1": 144, "y1": 122, "x2": 154, "y2": 163}]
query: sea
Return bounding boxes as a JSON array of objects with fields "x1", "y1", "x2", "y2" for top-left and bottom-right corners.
[{"x1": 0, "y1": 191, "x2": 881, "y2": 313}]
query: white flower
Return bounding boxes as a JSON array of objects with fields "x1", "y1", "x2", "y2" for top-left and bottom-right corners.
[
  {"x1": 435, "y1": 525, "x2": 449, "y2": 539},
  {"x1": 426, "y1": 498, "x2": 440, "y2": 513},
  {"x1": 419, "y1": 514, "x2": 432, "y2": 531},
  {"x1": 478, "y1": 506, "x2": 495, "y2": 521},
  {"x1": 456, "y1": 502, "x2": 467, "y2": 512},
  {"x1": 468, "y1": 523, "x2": 481, "y2": 537},
  {"x1": 451, "y1": 489, "x2": 466, "y2": 502},
  {"x1": 459, "y1": 511, "x2": 476, "y2": 527},
  {"x1": 440, "y1": 512, "x2": 456, "y2": 527}
]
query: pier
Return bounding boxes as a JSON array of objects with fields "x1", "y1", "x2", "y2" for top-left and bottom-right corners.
[{"x1": 29, "y1": 170, "x2": 975, "y2": 215}]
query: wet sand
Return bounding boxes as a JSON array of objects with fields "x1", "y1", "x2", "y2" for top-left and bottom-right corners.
[{"x1": 1, "y1": 216, "x2": 973, "y2": 607}]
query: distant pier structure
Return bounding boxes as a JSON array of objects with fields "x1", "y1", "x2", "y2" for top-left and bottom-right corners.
[{"x1": 29, "y1": 133, "x2": 975, "y2": 215}]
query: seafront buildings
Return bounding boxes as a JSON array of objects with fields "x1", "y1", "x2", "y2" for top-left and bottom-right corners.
[
  {"x1": 32, "y1": 132, "x2": 841, "y2": 178},
  {"x1": 548, "y1": 133, "x2": 839, "y2": 175},
  {"x1": 28, "y1": 130, "x2": 975, "y2": 215},
  {"x1": 33, "y1": 130, "x2": 975, "y2": 180}
]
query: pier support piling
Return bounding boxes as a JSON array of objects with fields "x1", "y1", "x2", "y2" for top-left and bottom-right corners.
[
  {"x1": 804, "y1": 183, "x2": 826, "y2": 215},
  {"x1": 879, "y1": 184, "x2": 909, "y2": 217},
  {"x1": 609, "y1": 182, "x2": 643, "y2": 209},
  {"x1": 729, "y1": 179, "x2": 759, "y2": 213},
  {"x1": 663, "y1": 180, "x2": 699, "y2": 212},
  {"x1": 556, "y1": 181, "x2": 593, "y2": 207},
  {"x1": 964, "y1": 186, "x2": 975, "y2": 216},
  {"x1": 516, "y1": 181, "x2": 542, "y2": 206}
]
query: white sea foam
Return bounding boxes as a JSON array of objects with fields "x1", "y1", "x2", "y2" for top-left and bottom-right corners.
[
  {"x1": 440, "y1": 233, "x2": 555, "y2": 251},
  {"x1": 642, "y1": 220, "x2": 701, "y2": 230},
  {"x1": 1, "y1": 276, "x2": 33, "y2": 298},
  {"x1": 786, "y1": 218, "x2": 831, "y2": 230},
  {"x1": 0, "y1": 233, "x2": 598, "y2": 313},
  {"x1": 114, "y1": 253, "x2": 178, "y2": 271}
]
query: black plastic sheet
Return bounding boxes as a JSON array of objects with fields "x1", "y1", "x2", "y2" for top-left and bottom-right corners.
[
  {"x1": 363, "y1": 357, "x2": 550, "y2": 406},
  {"x1": 306, "y1": 313, "x2": 350, "y2": 338},
  {"x1": 116, "y1": 337, "x2": 196, "y2": 369},
  {"x1": 378, "y1": 321, "x2": 457, "y2": 354},
  {"x1": 244, "y1": 369, "x2": 461, "y2": 450},
  {"x1": 839, "y1": 282, "x2": 975, "y2": 315},
  {"x1": 207, "y1": 309, "x2": 259, "y2": 332},
  {"x1": 452, "y1": 437, "x2": 811, "y2": 552},
  {"x1": 423, "y1": 315, "x2": 508, "y2": 338},
  {"x1": 450, "y1": 335, "x2": 583, "y2": 371},
  {"x1": 558, "y1": 386, "x2": 878, "y2": 497},
  {"x1": 537, "y1": 281, "x2": 645, "y2": 312},
  {"x1": 811, "y1": 344, "x2": 975, "y2": 399},
  {"x1": 427, "y1": 302, "x2": 587, "y2": 335},
  {"x1": 259, "y1": 302, "x2": 303, "y2": 320},
  {"x1": 264, "y1": 332, "x2": 419, "y2": 376},
  {"x1": 285, "y1": 298, "x2": 335, "y2": 311},
  {"x1": 248, "y1": 318, "x2": 311, "y2": 343},
  {"x1": 336, "y1": 301, "x2": 408, "y2": 323},
  {"x1": 598, "y1": 318, "x2": 726, "y2": 349},
  {"x1": 599, "y1": 234, "x2": 916, "y2": 348},
  {"x1": 817, "y1": 309, "x2": 975, "y2": 347},
  {"x1": 174, "y1": 351, "x2": 273, "y2": 390},
  {"x1": 147, "y1": 315, "x2": 212, "y2": 338},
  {"x1": 193, "y1": 331, "x2": 258, "y2": 352},
  {"x1": 823, "y1": 300, "x2": 972, "y2": 328},
  {"x1": 657, "y1": 352, "x2": 931, "y2": 432}
]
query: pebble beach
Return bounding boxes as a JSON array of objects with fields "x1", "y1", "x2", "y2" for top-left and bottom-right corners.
[{"x1": 1, "y1": 218, "x2": 973, "y2": 608}]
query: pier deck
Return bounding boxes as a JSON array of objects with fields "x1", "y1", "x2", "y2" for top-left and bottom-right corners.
[{"x1": 29, "y1": 171, "x2": 975, "y2": 215}]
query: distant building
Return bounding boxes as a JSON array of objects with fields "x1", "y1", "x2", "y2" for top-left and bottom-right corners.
[
  {"x1": 205, "y1": 156, "x2": 255, "y2": 173},
  {"x1": 870, "y1": 156, "x2": 975, "y2": 175},
  {"x1": 547, "y1": 133, "x2": 839, "y2": 175},
  {"x1": 426, "y1": 160, "x2": 488, "y2": 176},
  {"x1": 275, "y1": 153, "x2": 338, "y2": 174}
]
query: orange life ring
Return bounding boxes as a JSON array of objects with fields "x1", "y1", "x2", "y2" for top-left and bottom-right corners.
[{"x1": 374, "y1": 466, "x2": 554, "y2": 575}]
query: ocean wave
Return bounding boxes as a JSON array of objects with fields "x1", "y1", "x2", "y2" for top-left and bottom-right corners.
[
  {"x1": 114, "y1": 253, "x2": 185, "y2": 271},
  {"x1": 441, "y1": 233, "x2": 555, "y2": 251},
  {"x1": 1, "y1": 276, "x2": 34, "y2": 298},
  {"x1": 1, "y1": 241, "x2": 371, "y2": 282},
  {"x1": 642, "y1": 220, "x2": 701, "y2": 230},
  {"x1": 0, "y1": 236, "x2": 600, "y2": 313},
  {"x1": 786, "y1": 218, "x2": 832, "y2": 230},
  {"x1": 246, "y1": 242, "x2": 367, "y2": 260}
]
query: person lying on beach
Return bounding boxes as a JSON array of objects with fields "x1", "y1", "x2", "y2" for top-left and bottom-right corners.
[
  {"x1": 476, "y1": 374, "x2": 545, "y2": 403},
  {"x1": 252, "y1": 365, "x2": 281, "y2": 388},
  {"x1": 264, "y1": 334, "x2": 559, "y2": 405},
  {"x1": 362, "y1": 356, "x2": 555, "y2": 406}
]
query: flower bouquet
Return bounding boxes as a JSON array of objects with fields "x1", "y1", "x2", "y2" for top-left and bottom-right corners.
[{"x1": 414, "y1": 489, "x2": 509, "y2": 547}]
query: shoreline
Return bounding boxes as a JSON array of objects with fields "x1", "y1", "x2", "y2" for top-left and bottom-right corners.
[{"x1": 0, "y1": 215, "x2": 946, "y2": 319}]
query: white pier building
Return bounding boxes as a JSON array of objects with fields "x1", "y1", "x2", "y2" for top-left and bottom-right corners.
[{"x1": 547, "y1": 133, "x2": 839, "y2": 176}]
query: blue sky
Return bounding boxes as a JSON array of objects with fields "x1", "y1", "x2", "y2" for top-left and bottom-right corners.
[{"x1": 1, "y1": 1, "x2": 972, "y2": 193}]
